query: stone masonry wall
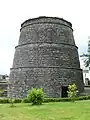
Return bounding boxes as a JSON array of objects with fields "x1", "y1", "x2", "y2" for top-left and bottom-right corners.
[{"x1": 9, "y1": 17, "x2": 84, "y2": 98}]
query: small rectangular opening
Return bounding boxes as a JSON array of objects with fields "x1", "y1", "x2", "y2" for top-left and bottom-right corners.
[{"x1": 61, "y1": 86, "x2": 68, "y2": 97}]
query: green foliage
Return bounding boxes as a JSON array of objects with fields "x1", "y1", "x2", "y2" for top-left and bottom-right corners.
[
  {"x1": 0, "y1": 98, "x2": 22, "y2": 104},
  {"x1": 0, "y1": 89, "x2": 4, "y2": 97},
  {"x1": 22, "y1": 98, "x2": 30, "y2": 103},
  {"x1": 44, "y1": 97, "x2": 72, "y2": 102},
  {"x1": 0, "y1": 98, "x2": 10, "y2": 103},
  {"x1": 9, "y1": 98, "x2": 22, "y2": 107},
  {"x1": 1, "y1": 101, "x2": 90, "y2": 120},
  {"x1": 0, "y1": 95, "x2": 90, "y2": 104},
  {"x1": 13, "y1": 99, "x2": 22, "y2": 103},
  {"x1": 27, "y1": 88, "x2": 44, "y2": 105},
  {"x1": 9, "y1": 98, "x2": 15, "y2": 107},
  {"x1": 67, "y1": 84, "x2": 78, "y2": 101},
  {"x1": 44, "y1": 95, "x2": 90, "y2": 102},
  {"x1": 80, "y1": 40, "x2": 90, "y2": 67},
  {"x1": 80, "y1": 54, "x2": 90, "y2": 67}
]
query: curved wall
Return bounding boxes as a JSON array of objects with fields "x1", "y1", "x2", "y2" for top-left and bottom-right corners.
[{"x1": 9, "y1": 17, "x2": 84, "y2": 98}]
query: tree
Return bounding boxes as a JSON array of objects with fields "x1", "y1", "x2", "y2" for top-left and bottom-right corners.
[
  {"x1": 67, "y1": 84, "x2": 78, "y2": 102},
  {"x1": 80, "y1": 40, "x2": 90, "y2": 68},
  {"x1": 2, "y1": 75, "x2": 6, "y2": 79},
  {"x1": 27, "y1": 88, "x2": 44, "y2": 105}
]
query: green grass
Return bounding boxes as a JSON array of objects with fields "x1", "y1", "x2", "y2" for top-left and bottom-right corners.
[{"x1": 0, "y1": 101, "x2": 90, "y2": 120}]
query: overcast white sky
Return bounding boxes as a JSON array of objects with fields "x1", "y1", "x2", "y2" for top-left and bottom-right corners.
[{"x1": 0, "y1": 0, "x2": 90, "y2": 75}]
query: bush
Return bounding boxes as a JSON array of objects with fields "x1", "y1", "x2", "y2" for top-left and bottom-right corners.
[
  {"x1": 87, "y1": 95, "x2": 90, "y2": 99},
  {"x1": 0, "y1": 98, "x2": 22, "y2": 104},
  {"x1": 0, "y1": 95, "x2": 90, "y2": 104},
  {"x1": 44, "y1": 96, "x2": 90, "y2": 102},
  {"x1": 0, "y1": 98, "x2": 10, "y2": 103},
  {"x1": 22, "y1": 98, "x2": 30, "y2": 103},
  {"x1": 43, "y1": 97, "x2": 72, "y2": 102},
  {"x1": 67, "y1": 84, "x2": 78, "y2": 102},
  {"x1": 27, "y1": 88, "x2": 44, "y2": 105},
  {"x1": 13, "y1": 99, "x2": 22, "y2": 103}
]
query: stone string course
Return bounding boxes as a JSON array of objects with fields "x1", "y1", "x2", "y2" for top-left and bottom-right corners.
[{"x1": 8, "y1": 17, "x2": 84, "y2": 98}]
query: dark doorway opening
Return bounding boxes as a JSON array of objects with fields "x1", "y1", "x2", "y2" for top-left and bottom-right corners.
[{"x1": 61, "y1": 86, "x2": 68, "y2": 97}]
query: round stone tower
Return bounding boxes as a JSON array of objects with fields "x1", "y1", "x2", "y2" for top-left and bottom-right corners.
[{"x1": 9, "y1": 16, "x2": 84, "y2": 98}]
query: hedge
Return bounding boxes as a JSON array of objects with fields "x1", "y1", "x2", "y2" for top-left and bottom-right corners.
[
  {"x1": 13, "y1": 98, "x2": 22, "y2": 103},
  {"x1": 22, "y1": 98, "x2": 31, "y2": 103},
  {"x1": 0, "y1": 98, "x2": 10, "y2": 104},
  {"x1": 0, "y1": 95, "x2": 90, "y2": 104}
]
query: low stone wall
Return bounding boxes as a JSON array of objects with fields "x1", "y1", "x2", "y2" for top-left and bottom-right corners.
[
  {"x1": 84, "y1": 87, "x2": 90, "y2": 95},
  {"x1": 0, "y1": 81, "x2": 8, "y2": 97}
]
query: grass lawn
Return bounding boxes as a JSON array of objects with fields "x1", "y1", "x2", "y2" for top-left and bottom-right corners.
[{"x1": 0, "y1": 100, "x2": 90, "y2": 120}]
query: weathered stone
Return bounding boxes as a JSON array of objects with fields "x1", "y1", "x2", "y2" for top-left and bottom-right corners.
[
  {"x1": 8, "y1": 16, "x2": 84, "y2": 98},
  {"x1": 0, "y1": 81, "x2": 8, "y2": 97}
]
